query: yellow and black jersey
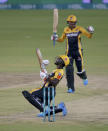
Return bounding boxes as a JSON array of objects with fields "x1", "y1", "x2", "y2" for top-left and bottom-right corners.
[
  {"x1": 45, "y1": 68, "x2": 64, "y2": 87},
  {"x1": 29, "y1": 69, "x2": 64, "y2": 94},
  {"x1": 51, "y1": 68, "x2": 64, "y2": 80},
  {"x1": 57, "y1": 26, "x2": 92, "y2": 56}
]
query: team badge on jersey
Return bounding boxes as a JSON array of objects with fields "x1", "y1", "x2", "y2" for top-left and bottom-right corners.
[
  {"x1": 57, "y1": 73, "x2": 62, "y2": 79},
  {"x1": 65, "y1": 58, "x2": 67, "y2": 61}
]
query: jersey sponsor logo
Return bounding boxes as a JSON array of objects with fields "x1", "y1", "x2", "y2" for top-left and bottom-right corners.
[{"x1": 66, "y1": 32, "x2": 79, "y2": 37}]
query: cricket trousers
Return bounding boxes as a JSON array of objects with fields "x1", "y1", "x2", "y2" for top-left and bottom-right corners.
[
  {"x1": 22, "y1": 88, "x2": 62, "y2": 115},
  {"x1": 66, "y1": 50, "x2": 87, "y2": 91}
]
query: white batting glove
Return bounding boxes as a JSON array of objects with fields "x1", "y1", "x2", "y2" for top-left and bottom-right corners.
[
  {"x1": 42, "y1": 60, "x2": 49, "y2": 66},
  {"x1": 87, "y1": 26, "x2": 94, "y2": 34},
  {"x1": 51, "y1": 34, "x2": 58, "y2": 41},
  {"x1": 42, "y1": 68, "x2": 47, "y2": 74},
  {"x1": 40, "y1": 71, "x2": 47, "y2": 80}
]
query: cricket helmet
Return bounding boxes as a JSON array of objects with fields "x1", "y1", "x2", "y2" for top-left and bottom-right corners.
[
  {"x1": 59, "y1": 55, "x2": 70, "y2": 66},
  {"x1": 55, "y1": 55, "x2": 70, "y2": 67},
  {"x1": 66, "y1": 15, "x2": 77, "y2": 23}
]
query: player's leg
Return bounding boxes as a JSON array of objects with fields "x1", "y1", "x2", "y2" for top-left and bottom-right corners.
[
  {"x1": 65, "y1": 57, "x2": 75, "y2": 93},
  {"x1": 50, "y1": 102, "x2": 67, "y2": 116},
  {"x1": 45, "y1": 89, "x2": 65, "y2": 116},
  {"x1": 37, "y1": 87, "x2": 54, "y2": 117},
  {"x1": 37, "y1": 88, "x2": 67, "y2": 117},
  {"x1": 39, "y1": 102, "x2": 67, "y2": 117},
  {"x1": 75, "y1": 50, "x2": 88, "y2": 85},
  {"x1": 22, "y1": 90, "x2": 43, "y2": 112}
]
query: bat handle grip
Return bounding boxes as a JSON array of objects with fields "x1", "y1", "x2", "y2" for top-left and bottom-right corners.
[{"x1": 53, "y1": 32, "x2": 56, "y2": 47}]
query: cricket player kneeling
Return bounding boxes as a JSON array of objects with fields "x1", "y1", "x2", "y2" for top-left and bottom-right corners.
[{"x1": 22, "y1": 55, "x2": 70, "y2": 117}]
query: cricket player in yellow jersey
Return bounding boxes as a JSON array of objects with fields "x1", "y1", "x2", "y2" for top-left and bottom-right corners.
[
  {"x1": 22, "y1": 55, "x2": 70, "y2": 117},
  {"x1": 51, "y1": 15, "x2": 94, "y2": 93}
]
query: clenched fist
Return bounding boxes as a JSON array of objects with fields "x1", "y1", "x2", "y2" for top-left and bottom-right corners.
[{"x1": 51, "y1": 34, "x2": 58, "y2": 41}]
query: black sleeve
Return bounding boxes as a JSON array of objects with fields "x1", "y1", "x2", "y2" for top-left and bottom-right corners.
[
  {"x1": 46, "y1": 72, "x2": 59, "y2": 87},
  {"x1": 48, "y1": 72, "x2": 55, "y2": 77},
  {"x1": 49, "y1": 78, "x2": 59, "y2": 87}
]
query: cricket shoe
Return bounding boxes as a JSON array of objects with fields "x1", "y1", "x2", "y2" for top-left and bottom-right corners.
[
  {"x1": 83, "y1": 79, "x2": 88, "y2": 85},
  {"x1": 37, "y1": 112, "x2": 45, "y2": 117},
  {"x1": 37, "y1": 107, "x2": 50, "y2": 117},
  {"x1": 58, "y1": 102, "x2": 67, "y2": 116},
  {"x1": 67, "y1": 88, "x2": 75, "y2": 93}
]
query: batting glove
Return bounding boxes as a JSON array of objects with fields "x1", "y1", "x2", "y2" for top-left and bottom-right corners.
[
  {"x1": 42, "y1": 60, "x2": 49, "y2": 66},
  {"x1": 51, "y1": 34, "x2": 58, "y2": 41},
  {"x1": 87, "y1": 26, "x2": 94, "y2": 34},
  {"x1": 40, "y1": 71, "x2": 47, "y2": 80}
]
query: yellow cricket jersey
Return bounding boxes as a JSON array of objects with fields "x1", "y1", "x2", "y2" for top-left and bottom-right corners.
[
  {"x1": 44, "y1": 68, "x2": 64, "y2": 87},
  {"x1": 29, "y1": 69, "x2": 64, "y2": 93},
  {"x1": 51, "y1": 68, "x2": 64, "y2": 81},
  {"x1": 57, "y1": 26, "x2": 92, "y2": 55}
]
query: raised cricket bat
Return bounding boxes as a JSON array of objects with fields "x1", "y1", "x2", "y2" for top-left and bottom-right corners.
[
  {"x1": 53, "y1": 8, "x2": 58, "y2": 46},
  {"x1": 36, "y1": 48, "x2": 43, "y2": 72}
]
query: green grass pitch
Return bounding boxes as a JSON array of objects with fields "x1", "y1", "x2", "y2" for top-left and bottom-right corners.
[{"x1": 0, "y1": 10, "x2": 108, "y2": 131}]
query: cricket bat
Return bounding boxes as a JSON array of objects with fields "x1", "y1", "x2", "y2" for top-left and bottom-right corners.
[
  {"x1": 36, "y1": 48, "x2": 44, "y2": 72},
  {"x1": 53, "y1": 8, "x2": 58, "y2": 46}
]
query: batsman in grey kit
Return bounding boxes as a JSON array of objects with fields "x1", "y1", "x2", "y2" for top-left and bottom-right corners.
[{"x1": 22, "y1": 55, "x2": 70, "y2": 120}]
